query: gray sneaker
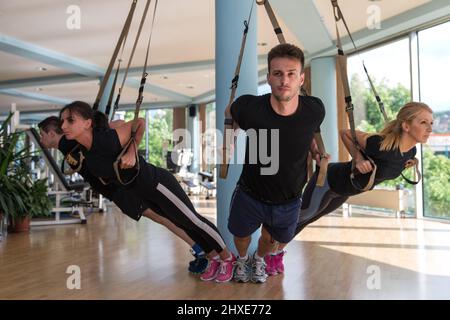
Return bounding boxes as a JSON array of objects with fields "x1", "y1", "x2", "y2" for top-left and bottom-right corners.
[
  {"x1": 233, "y1": 256, "x2": 251, "y2": 283},
  {"x1": 251, "y1": 254, "x2": 268, "y2": 284}
]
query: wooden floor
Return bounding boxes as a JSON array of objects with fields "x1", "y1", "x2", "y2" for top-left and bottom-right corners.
[{"x1": 2, "y1": 197, "x2": 450, "y2": 300}]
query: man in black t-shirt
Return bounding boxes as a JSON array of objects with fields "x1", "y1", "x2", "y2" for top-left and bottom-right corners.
[{"x1": 226, "y1": 43, "x2": 326, "y2": 283}]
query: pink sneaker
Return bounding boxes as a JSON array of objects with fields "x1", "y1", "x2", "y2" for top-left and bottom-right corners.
[
  {"x1": 200, "y1": 258, "x2": 220, "y2": 281},
  {"x1": 215, "y1": 253, "x2": 236, "y2": 283},
  {"x1": 264, "y1": 254, "x2": 278, "y2": 276},
  {"x1": 273, "y1": 250, "x2": 286, "y2": 274}
]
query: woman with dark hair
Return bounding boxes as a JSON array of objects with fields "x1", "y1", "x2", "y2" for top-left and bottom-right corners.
[
  {"x1": 265, "y1": 102, "x2": 434, "y2": 276},
  {"x1": 60, "y1": 101, "x2": 236, "y2": 283},
  {"x1": 38, "y1": 114, "x2": 208, "y2": 275}
]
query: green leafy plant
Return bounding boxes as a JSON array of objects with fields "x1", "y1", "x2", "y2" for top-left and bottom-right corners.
[
  {"x1": 0, "y1": 174, "x2": 29, "y2": 220},
  {"x1": 1, "y1": 113, "x2": 52, "y2": 225},
  {"x1": 125, "y1": 110, "x2": 173, "y2": 167},
  {"x1": 24, "y1": 178, "x2": 53, "y2": 218}
]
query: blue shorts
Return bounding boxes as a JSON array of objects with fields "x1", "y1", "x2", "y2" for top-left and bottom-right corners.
[{"x1": 227, "y1": 186, "x2": 302, "y2": 243}]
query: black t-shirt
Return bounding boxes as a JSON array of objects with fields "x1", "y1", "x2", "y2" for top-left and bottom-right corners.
[
  {"x1": 82, "y1": 128, "x2": 156, "y2": 188},
  {"x1": 58, "y1": 136, "x2": 116, "y2": 199},
  {"x1": 327, "y1": 134, "x2": 417, "y2": 196},
  {"x1": 58, "y1": 136, "x2": 78, "y2": 155},
  {"x1": 230, "y1": 93, "x2": 325, "y2": 204}
]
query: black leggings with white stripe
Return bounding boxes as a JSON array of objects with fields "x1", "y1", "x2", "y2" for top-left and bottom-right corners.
[{"x1": 132, "y1": 163, "x2": 227, "y2": 254}]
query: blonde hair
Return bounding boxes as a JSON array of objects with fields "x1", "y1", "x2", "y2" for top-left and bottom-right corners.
[{"x1": 378, "y1": 102, "x2": 433, "y2": 151}]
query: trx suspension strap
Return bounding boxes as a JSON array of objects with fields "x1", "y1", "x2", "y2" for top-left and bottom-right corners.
[
  {"x1": 61, "y1": 144, "x2": 85, "y2": 175},
  {"x1": 330, "y1": 0, "x2": 388, "y2": 123},
  {"x1": 61, "y1": 0, "x2": 137, "y2": 175},
  {"x1": 93, "y1": 0, "x2": 138, "y2": 111},
  {"x1": 257, "y1": 0, "x2": 329, "y2": 186},
  {"x1": 111, "y1": 0, "x2": 153, "y2": 121},
  {"x1": 219, "y1": 1, "x2": 255, "y2": 179},
  {"x1": 332, "y1": 0, "x2": 376, "y2": 191},
  {"x1": 401, "y1": 158, "x2": 421, "y2": 185},
  {"x1": 256, "y1": 0, "x2": 285, "y2": 43},
  {"x1": 113, "y1": 0, "x2": 158, "y2": 186},
  {"x1": 104, "y1": 26, "x2": 131, "y2": 118},
  {"x1": 364, "y1": 64, "x2": 388, "y2": 122}
]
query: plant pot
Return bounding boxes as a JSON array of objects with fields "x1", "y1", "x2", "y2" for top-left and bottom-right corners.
[{"x1": 8, "y1": 215, "x2": 31, "y2": 233}]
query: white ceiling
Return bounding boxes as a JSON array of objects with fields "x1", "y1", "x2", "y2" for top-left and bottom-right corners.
[
  {"x1": 315, "y1": 0, "x2": 431, "y2": 40},
  {"x1": 0, "y1": 0, "x2": 447, "y2": 115}
]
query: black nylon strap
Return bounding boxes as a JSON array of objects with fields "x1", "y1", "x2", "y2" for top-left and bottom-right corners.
[
  {"x1": 113, "y1": 0, "x2": 158, "y2": 186},
  {"x1": 332, "y1": 0, "x2": 389, "y2": 123},
  {"x1": 93, "y1": 0, "x2": 137, "y2": 110},
  {"x1": 112, "y1": 0, "x2": 153, "y2": 120},
  {"x1": 219, "y1": 0, "x2": 255, "y2": 179}
]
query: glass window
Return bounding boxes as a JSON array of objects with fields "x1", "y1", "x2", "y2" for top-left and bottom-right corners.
[
  {"x1": 125, "y1": 109, "x2": 173, "y2": 168},
  {"x1": 348, "y1": 38, "x2": 411, "y2": 133},
  {"x1": 418, "y1": 21, "x2": 450, "y2": 219},
  {"x1": 258, "y1": 83, "x2": 271, "y2": 95},
  {"x1": 348, "y1": 38, "x2": 415, "y2": 215}
]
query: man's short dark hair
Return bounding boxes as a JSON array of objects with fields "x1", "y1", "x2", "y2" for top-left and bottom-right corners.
[
  {"x1": 267, "y1": 43, "x2": 305, "y2": 72},
  {"x1": 38, "y1": 116, "x2": 63, "y2": 134}
]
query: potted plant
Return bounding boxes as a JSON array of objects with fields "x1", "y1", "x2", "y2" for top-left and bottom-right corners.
[
  {"x1": 0, "y1": 175, "x2": 29, "y2": 233},
  {"x1": 1, "y1": 113, "x2": 51, "y2": 232},
  {"x1": 8, "y1": 177, "x2": 52, "y2": 232},
  {"x1": 1, "y1": 176, "x2": 31, "y2": 232},
  {"x1": 0, "y1": 113, "x2": 29, "y2": 231},
  {"x1": 0, "y1": 113, "x2": 28, "y2": 229}
]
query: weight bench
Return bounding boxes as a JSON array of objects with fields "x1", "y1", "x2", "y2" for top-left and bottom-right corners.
[
  {"x1": 182, "y1": 178, "x2": 198, "y2": 196},
  {"x1": 200, "y1": 181, "x2": 216, "y2": 199},
  {"x1": 199, "y1": 171, "x2": 214, "y2": 182},
  {"x1": 198, "y1": 171, "x2": 216, "y2": 199}
]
